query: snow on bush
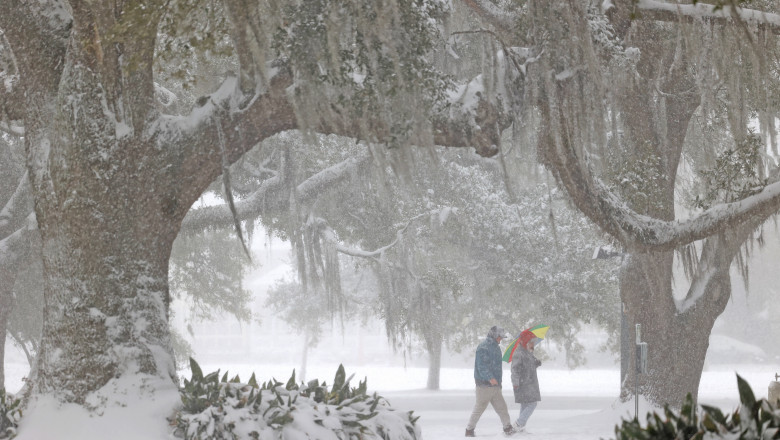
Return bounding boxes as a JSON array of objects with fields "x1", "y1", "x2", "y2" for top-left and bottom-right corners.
[
  {"x1": 0, "y1": 389, "x2": 21, "y2": 439},
  {"x1": 614, "y1": 374, "x2": 780, "y2": 440},
  {"x1": 172, "y1": 359, "x2": 421, "y2": 440}
]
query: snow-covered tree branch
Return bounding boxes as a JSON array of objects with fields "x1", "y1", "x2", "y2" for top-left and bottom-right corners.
[
  {"x1": 635, "y1": 0, "x2": 780, "y2": 35},
  {"x1": 541, "y1": 121, "x2": 780, "y2": 253}
]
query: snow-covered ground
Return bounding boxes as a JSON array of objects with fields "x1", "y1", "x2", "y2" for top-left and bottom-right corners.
[
  {"x1": 4, "y1": 352, "x2": 777, "y2": 440},
  {"x1": 186, "y1": 362, "x2": 774, "y2": 440}
]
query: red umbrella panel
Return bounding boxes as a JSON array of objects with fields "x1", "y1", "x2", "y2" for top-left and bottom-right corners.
[{"x1": 502, "y1": 324, "x2": 549, "y2": 362}]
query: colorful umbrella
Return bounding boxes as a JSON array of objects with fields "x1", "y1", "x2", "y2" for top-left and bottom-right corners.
[{"x1": 502, "y1": 324, "x2": 550, "y2": 363}]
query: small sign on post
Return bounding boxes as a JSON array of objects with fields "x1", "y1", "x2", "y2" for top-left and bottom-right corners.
[
  {"x1": 634, "y1": 324, "x2": 648, "y2": 420},
  {"x1": 636, "y1": 342, "x2": 648, "y2": 374},
  {"x1": 770, "y1": 373, "x2": 780, "y2": 405}
]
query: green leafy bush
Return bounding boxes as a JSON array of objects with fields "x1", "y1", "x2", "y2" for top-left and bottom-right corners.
[
  {"x1": 0, "y1": 389, "x2": 22, "y2": 439},
  {"x1": 614, "y1": 374, "x2": 780, "y2": 440},
  {"x1": 173, "y1": 359, "x2": 420, "y2": 440}
]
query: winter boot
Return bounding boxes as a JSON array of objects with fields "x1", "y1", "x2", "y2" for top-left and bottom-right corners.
[
  {"x1": 465, "y1": 428, "x2": 475, "y2": 437},
  {"x1": 504, "y1": 424, "x2": 518, "y2": 436}
]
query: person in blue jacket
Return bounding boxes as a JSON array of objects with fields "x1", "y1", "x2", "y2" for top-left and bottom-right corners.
[{"x1": 465, "y1": 326, "x2": 517, "y2": 437}]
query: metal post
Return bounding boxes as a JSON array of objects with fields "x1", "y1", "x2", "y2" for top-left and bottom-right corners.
[
  {"x1": 635, "y1": 324, "x2": 640, "y2": 420},
  {"x1": 620, "y1": 303, "x2": 629, "y2": 386},
  {"x1": 635, "y1": 323, "x2": 641, "y2": 344},
  {"x1": 770, "y1": 373, "x2": 780, "y2": 404}
]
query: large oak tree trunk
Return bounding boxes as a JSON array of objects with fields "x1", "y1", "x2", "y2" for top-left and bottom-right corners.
[
  {"x1": 21, "y1": 8, "x2": 184, "y2": 402},
  {"x1": 620, "y1": 252, "x2": 730, "y2": 406},
  {"x1": 33, "y1": 202, "x2": 179, "y2": 402},
  {"x1": 614, "y1": 65, "x2": 743, "y2": 406}
]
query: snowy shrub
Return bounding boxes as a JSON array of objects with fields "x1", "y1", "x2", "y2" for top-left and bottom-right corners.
[
  {"x1": 173, "y1": 359, "x2": 421, "y2": 440},
  {"x1": 0, "y1": 389, "x2": 21, "y2": 439},
  {"x1": 614, "y1": 374, "x2": 780, "y2": 440}
]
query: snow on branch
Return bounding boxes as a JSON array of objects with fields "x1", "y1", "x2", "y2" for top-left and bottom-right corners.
[
  {"x1": 0, "y1": 120, "x2": 23, "y2": 137},
  {"x1": 157, "y1": 61, "x2": 505, "y2": 218},
  {"x1": 316, "y1": 208, "x2": 457, "y2": 260},
  {"x1": 636, "y1": 0, "x2": 780, "y2": 34},
  {"x1": 539, "y1": 89, "x2": 780, "y2": 252},
  {"x1": 675, "y1": 211, "x2": 762, "y2": 315},
  {"x1": 295, "y1": 154, "x2": 372, "y2": 205},
  {"x1": 316, "y1": 222, "x2": 385, "y2": 260},
  {"x1": 451, "y1": 30, "x2": 531, "y2": 78},
  {"x1": 182, "y1": 153, "x2": 372, "y2": 232},
  {"x1": 0, "y1": 70, "x2": 23, "y2": 123},
  {"x1": 0, "y1": 171, "x2": 33, "y2": 238},
  {"x1": 181, "y1": 174, "x2": 283, "y2": 232},
  {"x1": 0, "y1": 212, "x2": 37, "y2": 264},
  {"x1": 562, "y1": 165, "x2": 780, "y2": 253},
  {"x1": 153, "y1": 83, "x2": 177, "y2": 108},
  {"x1": 146, "y1": 67, "x2": 298, "y2": 206},
  {"x1": 461, "y1": 0, "x2": 519, "y2": 35},
  {"x1": 0, "y1": 0, "x2": 71, "y2": 80},
  {"x1": 677, "y1": 239, "x2": 726, "y2": 314}
]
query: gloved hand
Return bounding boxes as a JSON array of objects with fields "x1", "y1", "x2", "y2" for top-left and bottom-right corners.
[{"x1": 535, "y1": 359, "x2": 542, "y2": 367}]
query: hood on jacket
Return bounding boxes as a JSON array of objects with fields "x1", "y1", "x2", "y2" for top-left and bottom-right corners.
[
  {"x1": 519, "y1": 330, "x2": 538, "y2": 349},
  {"x1": 487, "y1": 325, "x2": 508, "y2": 341}
]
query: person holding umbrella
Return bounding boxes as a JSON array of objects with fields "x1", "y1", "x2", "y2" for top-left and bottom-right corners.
[
  {"x1": 510, "y1": 328, "x2": 543, "y2": 432},
  {"x1": 465, "y1": 326, "x2": 517, "y2": 437}
]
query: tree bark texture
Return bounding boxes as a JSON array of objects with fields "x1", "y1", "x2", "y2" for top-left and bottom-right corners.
[{"x1": 619, "y1": 251, "x2": 730, "y2": 406}]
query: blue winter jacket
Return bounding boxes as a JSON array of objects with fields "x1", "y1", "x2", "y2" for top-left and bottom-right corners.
[{"x1": 473, "y1": 336, "x2": 502, "y2": 387}]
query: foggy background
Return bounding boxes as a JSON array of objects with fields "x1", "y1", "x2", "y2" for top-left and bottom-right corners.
[
  {"x1": 6, "y1": 218, "x2": 778, "y2": 395},
  {"x1": 169, "y1": 226, "x2": 780, "y2": 381}
]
